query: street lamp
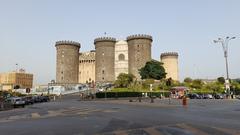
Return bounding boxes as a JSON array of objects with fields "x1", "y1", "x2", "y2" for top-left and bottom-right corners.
[{"x1": 213, "y1": 36, "x2": 236, "y2": 98}]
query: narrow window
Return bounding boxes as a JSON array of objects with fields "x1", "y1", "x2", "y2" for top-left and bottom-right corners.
[{"x1": 118, "y1": 54, "x2": 125, "y2": 61}]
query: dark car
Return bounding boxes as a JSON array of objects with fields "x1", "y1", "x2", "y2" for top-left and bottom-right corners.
[
  {"x1": 33, "y1": 95, "x2": 50, "y2": 103},
  {"x1": 214, "y1": 94, "x2": 224, "y2": 99},
  {"x1": 33, "y1": 96, "x2": 42, "y2": 103},
  {"x1": 40, "y1": 96, "x2": 50, "y2": 102},
  {"x1": 187, "y1": 93, "x2": 201, "y2": 99},
  {"x1": 23, "y1": 96, "x2": 34, "y2": 105}
]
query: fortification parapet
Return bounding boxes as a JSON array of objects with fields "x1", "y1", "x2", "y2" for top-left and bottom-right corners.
[
  {"x1": 160, "y1": 52, "x2": 178, "y2": 58},
  {"x1": 94, "y1": 37, "x2": 116, "y2": 44},
  {"x1": 55, "y1": 40, "x2": 81, "y2": 47},
  {"x1": 127, "y1": 34, "x2": 152, "y2": 42}
]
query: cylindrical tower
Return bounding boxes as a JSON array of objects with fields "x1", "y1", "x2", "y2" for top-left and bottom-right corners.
[
  {"x1": 127, "y1": 34, "x2": 152, "y2": 80},
  {"x1": 55, "y1": 40, "x2": 80, "y2": 84},
  {"x1": 160, "y1": 52, "x2": 179, "y2": 81},
  {"x1": 94, "y1": 37, "x2": 116, "y2": 83}
]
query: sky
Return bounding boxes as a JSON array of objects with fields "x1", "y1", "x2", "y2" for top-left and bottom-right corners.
[{"x1": 0, "y1": 0, "x2": 239, "y2": 85}]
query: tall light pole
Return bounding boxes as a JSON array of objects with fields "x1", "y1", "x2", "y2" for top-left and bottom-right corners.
[{"x1": 213, "y1": 36, "x2": 236, "y2": 98}]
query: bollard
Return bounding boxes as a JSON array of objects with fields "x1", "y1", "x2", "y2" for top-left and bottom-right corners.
[
  {"x1": 151, "y1": 97, "x2": 154, "y2": 103},
  {"x1": 182, "y1": 96, "x2": 187, "y2": 106},
  {"x1": 0, "y1": 102, "x2": 3, "y2": 110},
  {"x1": 138, "y1": 97, "x2": 141, "y2": 102}
]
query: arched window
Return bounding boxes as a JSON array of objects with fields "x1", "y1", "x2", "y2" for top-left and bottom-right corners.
[{"x1": 118, "y1": 54, "x2": 125, "y2": 61}]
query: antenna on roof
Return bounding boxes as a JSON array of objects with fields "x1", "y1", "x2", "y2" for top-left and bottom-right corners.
[{"x1": 15, "y1": 63, "x2": 18, "y2": 72}]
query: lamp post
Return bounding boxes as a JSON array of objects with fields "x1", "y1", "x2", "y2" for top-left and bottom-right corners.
[{"x1": 213, "y1": 36, "x2": 236, "y2": 98}]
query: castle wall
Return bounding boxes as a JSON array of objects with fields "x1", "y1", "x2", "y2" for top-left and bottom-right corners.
[
  {"x1": 79, "y1": 51, "x2": 95, "y2": 83},
  {"x1": 114, "y1": 40, "x2": 128, "y2": 79}
]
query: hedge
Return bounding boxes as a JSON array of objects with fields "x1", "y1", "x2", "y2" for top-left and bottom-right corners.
[{"x1": 96, "y1": 92, "x2": 170, "y2": 98}]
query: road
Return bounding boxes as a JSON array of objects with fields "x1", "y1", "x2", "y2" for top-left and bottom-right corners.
[{"x1": 0, "y1": 95, "x2": 240, "y2": 135}]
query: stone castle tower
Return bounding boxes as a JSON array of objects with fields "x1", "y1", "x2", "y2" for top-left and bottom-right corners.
[
  {"x1": 94, "y1": 37, "x2": 116, "y2": 82},
  {"x1": 160, "y1": 52, "x2": 179, "y2": 81},
  {"x1": 127, "y1": 34, "x2": 152, "y2": 80},
  {"x1": 55, "y1": 40, "x2": 80, "y2": 84}
]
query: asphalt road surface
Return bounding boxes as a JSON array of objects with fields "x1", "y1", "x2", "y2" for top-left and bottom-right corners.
[{"x1": 0, "y1": 95, "x2": 240, "y2": 135}]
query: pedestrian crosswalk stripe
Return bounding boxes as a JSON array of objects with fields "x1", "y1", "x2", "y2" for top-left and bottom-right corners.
[
  {"x1": 144, "y1": 127, "x2": 164, "y2": 135},
  {"x1": 31, "y1": 113, "x2": 40, "y2": 118},
  {"x1": 176, "y1": 123, "x2": 209, "y2": 135}
]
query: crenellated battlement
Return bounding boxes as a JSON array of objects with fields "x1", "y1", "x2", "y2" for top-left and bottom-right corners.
[
  {"x1": 127, "y1": 34, "x2": 152, "y2": 42},
  {"x1": 79, "y1": 51, "x2": 95, "y2": 61},
  {"x1": 55, "y1": 40, "x2": 81, "y2": 47},
  {"x1": 94, "y1": 37, "x2": 116, "y2": 44},
  {"x1": 160, "y1": 52, "x2": 178, "y2": 58}
]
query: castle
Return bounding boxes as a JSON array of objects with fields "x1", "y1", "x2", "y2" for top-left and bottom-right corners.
[{"x1": 55, "y1": 34, "x2": 179, "y2": 84}]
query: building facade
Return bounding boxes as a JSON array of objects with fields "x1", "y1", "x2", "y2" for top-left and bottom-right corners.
[
  {"x1": 55, "y1": 40, "x2": 80, "y2": 84},
  {"x1": 160, "y1": 52, "x2": 179, "y2": 81},
  {"x1": 114, "y1": 40, "x2": 128, "y2": 79},
  {"x1": 56, "y1": 34, "x2": 179, "y2": 84},
  {"x1": 0, "y1": 70, "x2": 33, "y2": 91},
  {"x1": 79, "y1": 51, "x2": 95, "y2": 83}
]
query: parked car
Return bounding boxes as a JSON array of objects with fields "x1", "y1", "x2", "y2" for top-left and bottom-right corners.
[
  {"x1": 97, "y1": 88, "x2": 104, "y2": 92},
  {"x1": 213, "y1": 94, "x2": 224, "y2": 99},
  {"x1": 187, "y1": 93, "x2": 201, "y2": 99},
  {"x1": 6, "y1": 97, "x2": 25, "y2": 108},
  {"x1": 33, "y1": 96, "x2": 42, "y2": 103},
  {"x1": 203, "y1": 94, "x2": 213, "y2": 99},
  {"x1": 197, "y1": 94, "x2": 204, "y2": 99},
  {"x1": 23, "y1": 96, "x2": 34, "y2": 105},
  {"x1": 40, "y1": 96, "x2": 50, "y2": 102}
]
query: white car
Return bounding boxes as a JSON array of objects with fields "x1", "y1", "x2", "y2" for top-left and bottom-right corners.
[
  {"x1": 203, "y1": 94, "x2": 213, "y2": 99},
  {"x1": 97, "y1": 88, "x2": 104, "y2": 92},
  {"x1": 6, "y1": 97, "x2": 25, "y2": 108}
]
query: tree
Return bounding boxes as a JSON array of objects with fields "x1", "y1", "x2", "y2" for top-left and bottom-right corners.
[
  {"x1": 139, "y1": 60, "x2": 166, "y2": 80},
  {"x1": 166, "y1": 78, "x2": 172, "y2": 86},
  {"x1": 184, "y1": 77, "x2": 192, "y2": 83},
  {"x1": 115, "y1": 73, "x2": 135, "y2": 88},
  {"x1": 217, "y1": 77, "x2": 225, "y2": 84},
  {"x1": 13, "y1": 85, "x2": 20, "y2": 89},
  {"x1": 234, "y1": 78, "x2": 240, "y2": 84},
  {"x1": 204, "y1": 82, "x2": 224, "y2": 93},
  {"x1": 231, "y1": 81, "x2": 240, "y2": 95},
  {"x1": 191, "y1": 79, "x2": 203, "y2": 89}
]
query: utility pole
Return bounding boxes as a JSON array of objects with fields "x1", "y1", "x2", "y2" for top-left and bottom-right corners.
[{"x1": 213, "y1": 36, "x2": 236, "y2": 98}]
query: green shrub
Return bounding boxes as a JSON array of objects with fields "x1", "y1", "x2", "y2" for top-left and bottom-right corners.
[{"x1": 95, "y1": 91, "x2": 170, "y2": 98}]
